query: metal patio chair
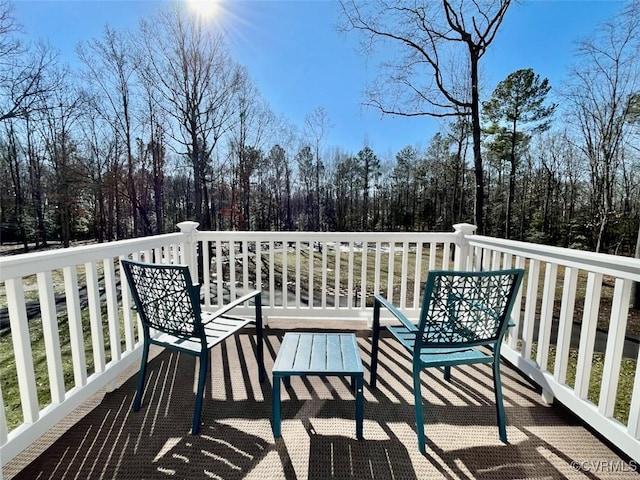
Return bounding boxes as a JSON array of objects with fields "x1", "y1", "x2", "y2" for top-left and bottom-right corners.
[
  {"x1": 121, "y1": 259, "x2": 266, "y2": 434},
  {"x1": 369, "y1": 269, "x2": 524, "y2": 453}
]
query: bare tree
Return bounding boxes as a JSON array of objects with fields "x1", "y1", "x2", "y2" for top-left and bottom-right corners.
[
  {"x1": 304, "y1": 106, "x2": 332, "y2": 230},
  {"x1": 563, "y1": 1, "x2": 640, "y2": 252},
  {"x1": 77, "y1": 26, "x2": 141, "y2": 236},
  {"x1": 139, "y1": 5, "x2": 242, "y2": 230},
  {"x1": 228, "y1": 72, "x2": 274, "y2": 230},
  {"x1": 339, "y1": 0, "x2": 511, "y2": 233},
  {"x1": 37, "y1": 73, "x2": 85, "y2": 247},
  {"x1": 0, "y1": 0, "x2": 58, "y2": 122}
]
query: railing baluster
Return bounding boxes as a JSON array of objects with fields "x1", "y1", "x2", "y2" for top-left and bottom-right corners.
[
  {"x1": 428, "y1": 242, "x2": 436, "y2": 271},
  {"x1": 6, "y1": 278, "x2": 39, "y2": 423},
  {"x1": 203, "y1": 240, "x2": 211, "y2": 307},
  {"x1": 216, "y1": 240, "x2": 224, "y2": 307},
  {"x1": 400, "y1": 241, "x2": 409, "y2": 308},
  {"x1": 508, "y1": 255, "x2": 527, "y2": 350},
  {"x1": 37, "y1": 271, "x2": 65, "y2": 403},
  {"x1": 442, "y1": 241, "x2": 451, "y2": 270},
  {"x1": 269, "y1": 240, "x2": 276, "y2": 307},
  {"x1": 295, "y1": 241, "x2": 301, "y2": 308},
  {"x1": 103, "y1": 258, "x2": 121, "y2": 363},
  {"x1": 387, "y1": 242, "x2": 394, "y2": 301},
  {"x1": 307, "y1": 241, "x2": 313, "y2": 308},
  {"x1": 491, "y1": 250, "x2": 501, "y2": 270},
  {"x1": 360, "y1": 241, "x2": 368, "y2": 308},
  {"x1": 374, "y1": 241, "x2": 382, "y2": 298},
  {"x1": 537, "y1": 262, "x2": 558, "y2": 372},
  {"x1": 413, "y1": 242, "x2": 423, "y2": 309},
  {"x1": 575, "y1": 272, "x2": 603, "y2": 399},
  {"x1": 63, "y1": 266, "x2": 87, "y2": 387},
  {"x1": 554, "y1": 267, "x2": 578, "y2": 384},
  {"x1": 522, "y1": 259, "x2": 541, "y2": 360},
  {"x1": 85, "y1": 262, "x2": 106, "y2": 374},
  {"x1": 242, "y1": 240, "x2": 249, "y2": 292},
  {"x1": 119, "y1": 257, "x2": 136, "y2": 351},
  {"x1": 321, "y1": 241, "x2": 328, "y2": 309},
  {"x1": 282, "y1": 241, "x2": 288, "y2": 308},
  {"x1": 472, "y1": 246, "x2": 482, "y2": 270},
  {"x1": 598, "y1": 278, "x2": 631, "y2": 417},
  {"x1": 230, "y1": 241, "x2": 237, "y2": 299},
  {"x1": 629, "y1": 348, "x2": 640, "y2": 439},
  {"x1": 256, "y1": 240, "x2": 262, "y2": 293},
  {"x1": 347, "y1": 242, "x2": 355, "y2": 309},
  {"x1": 334, "y1": 242, "x2": 341, "y2": 309}
]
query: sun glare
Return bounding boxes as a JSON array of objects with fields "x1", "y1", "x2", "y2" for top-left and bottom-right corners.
[{"x1": 187, "y1": 0, "x2": 220, "y2": 19}]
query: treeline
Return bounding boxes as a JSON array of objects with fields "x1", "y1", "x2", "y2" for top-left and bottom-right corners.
[{"x1": 1, "y1": 1, "x2": 639, "y2": 256}]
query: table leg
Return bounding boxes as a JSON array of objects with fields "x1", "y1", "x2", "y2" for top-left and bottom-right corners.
[
  {"x1": 355, "y1": 374, "x2": 364, "y2": 439},
  {"x1": 272, "y1": 375, "x2": 282, "y2": 438}
]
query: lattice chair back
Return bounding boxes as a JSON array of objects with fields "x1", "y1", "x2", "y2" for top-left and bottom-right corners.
[
  {"x1": 417, "y1": 269, "x2": 524, "y2": 350},
  {"x1": 122, "y1": 260, "x2": 203, "y2": 341}
]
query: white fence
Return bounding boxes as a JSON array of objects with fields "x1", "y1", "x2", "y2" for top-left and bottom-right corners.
[
  {"x1": 1, "y1": 222, "x2": 639, "y2": 473},
  {"x1": 465, "y1": 234, "x2": 640, "y2": 462},
  {"x1": 0, "y1": 229, "x2": 192, "y2": 471}
]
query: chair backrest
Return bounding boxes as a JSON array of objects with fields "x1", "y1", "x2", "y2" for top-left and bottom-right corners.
[
  {"x1": 121, "y1": 259, "x2": 203, "y2": 339},
  {"x1": 416, "y1": 269, "x2": 524, "y2": 350}
]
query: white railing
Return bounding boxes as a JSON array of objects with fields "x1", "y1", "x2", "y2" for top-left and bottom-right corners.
[
  {"x1": 466, "y1": 234, "x2": 640, "y2": 461},
  {"x1": 194, "y1": 228, "x2": 464, "y2": 322},
  {"x1": 1, "y1": 221, "x2": 639, "y2": 474},
  {"x1": 0, "y1": 226, "x2": 195, "y2": 471}
]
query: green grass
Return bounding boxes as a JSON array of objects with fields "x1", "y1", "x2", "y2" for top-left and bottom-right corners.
[
  {"x1": 0, "y1": 303, "x2": 129, "y2": 431},
  {"x1": 528, "y1": 343, "x2": 635, "y2": 424},
  {"x1": 262, "y1": 243, "x2": 444, "y2": 307}
]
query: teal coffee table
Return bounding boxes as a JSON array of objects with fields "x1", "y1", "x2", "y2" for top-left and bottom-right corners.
[{"x1": 272, "y1": 332, "x2": 364, "y2": 439}]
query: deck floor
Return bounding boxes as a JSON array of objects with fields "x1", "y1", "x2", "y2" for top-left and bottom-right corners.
[{"x1": 4, "y1": 327, "x2": 637, "y2": 479}]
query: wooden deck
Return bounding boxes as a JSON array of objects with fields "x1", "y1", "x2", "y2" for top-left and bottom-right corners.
[{"x1": 3, "y1": 327, "x2": 637, "y2": 479}]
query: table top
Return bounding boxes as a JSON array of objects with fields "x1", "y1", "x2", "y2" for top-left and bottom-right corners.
[{"x1": 272, "y1": 332, "x2": 363, "y2": 375}]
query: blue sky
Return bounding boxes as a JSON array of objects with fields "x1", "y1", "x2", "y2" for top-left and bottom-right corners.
[{"x1": 12, "y1": 0, "x2": 625, "y2": 157}]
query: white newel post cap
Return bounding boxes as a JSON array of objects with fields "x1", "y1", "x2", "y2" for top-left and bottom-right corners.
[
  {"x1": 453, "y1": 223, "x2": 477, "y2": 236},
  {"x1": 177, "y1": 221, "x2": 200, "y2": 234}
]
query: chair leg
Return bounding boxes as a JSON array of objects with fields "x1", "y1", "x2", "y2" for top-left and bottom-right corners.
[
  {"x1": 133, "y1": 341, "x2": 150, "y2": 412},
  {"x1": 413, "y1": 368, "x2": 427, "y2": 454},
  {"x1": 192, "y1": 351, "x2": 209, "y2": 435},
  {"x1": 443, "y1": 366, "x2": 451, "y2": 381},
  {"x1": 493, "y1": 359, "x2": 507, "y2": 442},
  {"x1": 370, "y1": 300, "x2": 381, "y2": 389},
  {"x1": 255, "y1": 293, "x2": 266, "y2": 383},
  {"x1": 355, "y1": 374, "x2": 364, "y2": 440},
  {"x1": 272, "y1": 375, "x2": 282, "y2": 438}
]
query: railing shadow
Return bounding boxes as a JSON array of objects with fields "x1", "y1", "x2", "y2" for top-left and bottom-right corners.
[{"x1": 306, "y1": 423, "x2": 417, "y2": 480}]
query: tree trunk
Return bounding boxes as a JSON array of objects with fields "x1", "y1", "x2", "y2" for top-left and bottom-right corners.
[{"x1": 469, "y1": 49, "x2": 484, "y2": 234}]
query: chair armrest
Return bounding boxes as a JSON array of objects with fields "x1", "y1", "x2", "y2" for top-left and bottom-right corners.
[
  {"x1": 202, "y1": 290, "x2": 261, "y2": 322},
  {"x1": 374, "y1": 294, "x2": 417, "y2": 332}
]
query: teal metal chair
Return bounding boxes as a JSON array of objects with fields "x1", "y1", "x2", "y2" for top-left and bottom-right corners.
[
  {"x1": 369, "y1": 269, "x2": 524, "y2": 453},
  {"x1": 121, "y1": 259, "x2": 266, "y2": 434}
]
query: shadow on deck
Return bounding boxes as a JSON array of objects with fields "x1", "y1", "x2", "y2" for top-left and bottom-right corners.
[{"x1": 4, "y1": 327, "x2": 636, "y2": 479}]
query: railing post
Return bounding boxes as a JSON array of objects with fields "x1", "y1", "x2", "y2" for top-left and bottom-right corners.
[
  {"x1": 452, "y1": 223, "x2": 477, "y2": 271},
  {"x1": 177, "y1": 221, "x2": 200, "y2": 284}
]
